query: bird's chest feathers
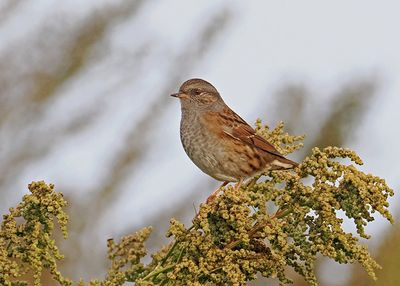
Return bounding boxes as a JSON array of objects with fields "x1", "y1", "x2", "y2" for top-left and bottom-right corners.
[{"x1": 180, "y1": 111, "x2": 222, "y2": 170}]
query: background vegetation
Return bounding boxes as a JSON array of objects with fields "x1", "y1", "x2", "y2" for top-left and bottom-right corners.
[{"x1": 0, "y1": 122, "x2": 394, "y2": 284}]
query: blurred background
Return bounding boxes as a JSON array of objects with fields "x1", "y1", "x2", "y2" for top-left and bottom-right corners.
[{"x1": 0, "y1": 1, "x2": 399, "y2": 285}]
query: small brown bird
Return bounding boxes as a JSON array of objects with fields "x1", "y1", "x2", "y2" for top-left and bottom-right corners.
[{"x1": 171, "y1": 78, "x2": 298, "y2": 202}]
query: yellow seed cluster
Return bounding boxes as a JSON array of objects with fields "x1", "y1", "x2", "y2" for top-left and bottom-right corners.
[
  {"x1": 0, "y1": 181, "x2": 71, "y2": 286},
  {"x1": 88, "y1": 227, "x2": 152, "y2": 285},
  {"x1": 255, "y1": 119, "x2": 305, "y2": 155},
  {"x1": 0, "y1": 122, "x2": 395, "y2": 286}
]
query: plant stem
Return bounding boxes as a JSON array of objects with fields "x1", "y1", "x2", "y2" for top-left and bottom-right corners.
[
  {"x1": 141, "y1": 264, "x2": 175, "y2": 281},
  {"x1": 146, "y1": 226, "x2": 194, "y2": 283},
  {"x1": 160, "y1": 241, "x2": 178, "y2": 266},
  {"x1": 225, "y1": 206, "x2": 292, "y2": 249}
]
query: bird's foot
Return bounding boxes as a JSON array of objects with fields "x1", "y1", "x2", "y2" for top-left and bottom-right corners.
[
  {"x1": 233, "y1": 178, "x2": 244, "y2": 192},
  {"x1": 206, "y1": 181, "x2": 228, "y2": 204}
]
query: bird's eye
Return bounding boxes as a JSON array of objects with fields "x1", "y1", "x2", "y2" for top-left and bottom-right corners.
[{"x1": 192, "y1": 89, "x2": 201, "y2": 95}]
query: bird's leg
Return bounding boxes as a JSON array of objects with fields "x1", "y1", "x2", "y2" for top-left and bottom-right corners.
[
  {"x1": 233, "y1": 178, "x2": 244, "y2": 192},
  {"x1": 206, "y1": 181, "x2": 228, "y2": 204}
]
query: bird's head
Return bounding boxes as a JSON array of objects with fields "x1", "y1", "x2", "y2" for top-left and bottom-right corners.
[{"x1": 171, "y1": 78, "x2": 224, "y2": 111}]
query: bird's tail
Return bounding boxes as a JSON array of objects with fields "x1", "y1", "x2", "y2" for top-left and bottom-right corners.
[{"x1": 270, "y1": 157, "x2": 298, "y2": 170}]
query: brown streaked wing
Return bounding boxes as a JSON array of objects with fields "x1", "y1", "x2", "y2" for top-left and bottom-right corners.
[{"x1": 220, "y1": 107, "x2": 284, "y2": 158}]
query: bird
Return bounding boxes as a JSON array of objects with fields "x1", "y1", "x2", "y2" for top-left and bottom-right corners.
[{"x1": 171, "y1": 78, "x2": 298, "y2": 202}]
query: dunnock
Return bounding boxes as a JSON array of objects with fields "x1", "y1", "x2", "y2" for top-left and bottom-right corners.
[{"x1": 171, "y1": 78, "x2": 298, "y2": 202}]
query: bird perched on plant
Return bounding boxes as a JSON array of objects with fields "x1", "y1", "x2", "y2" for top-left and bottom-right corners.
[{"x1": 171, "y1": 78, "x2": 298, "y2": 202}]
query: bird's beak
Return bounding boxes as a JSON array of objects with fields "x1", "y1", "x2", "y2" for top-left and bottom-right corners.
[{"x1": 170, "y1": 92, "x2": 189, "y2": 99}]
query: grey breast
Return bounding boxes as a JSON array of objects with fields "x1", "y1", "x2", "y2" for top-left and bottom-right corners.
[{"x1": 179, "y1": 109, "x2": 239, "y2": 182}]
